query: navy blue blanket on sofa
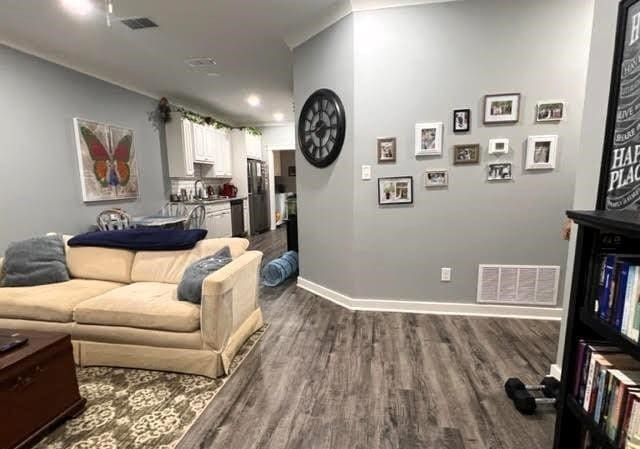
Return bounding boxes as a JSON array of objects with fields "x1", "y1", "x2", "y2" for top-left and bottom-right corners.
[{"x1": 68, "y1": 229, "x2": 208, "y2": 251}]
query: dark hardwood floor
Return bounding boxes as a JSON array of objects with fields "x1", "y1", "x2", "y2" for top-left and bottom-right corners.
[{"x1": 178, "y1": 227, "x2": 560, "y2": 449}]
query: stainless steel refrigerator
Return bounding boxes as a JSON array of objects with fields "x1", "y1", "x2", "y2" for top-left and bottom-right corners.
[{"x1": 247, "y1": 159, "x2": 269, "y2": 234}]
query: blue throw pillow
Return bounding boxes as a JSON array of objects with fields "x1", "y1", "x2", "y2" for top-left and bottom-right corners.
[
  {"x1": 2, "y1": 235, "x2": 69, "y2": 287},
  {"x1": 178, "y1": 246, "x2": 232, "y2": 304}
]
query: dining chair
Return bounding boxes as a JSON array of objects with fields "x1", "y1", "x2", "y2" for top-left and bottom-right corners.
[
  {"x1": 97, "y1": 209, "x2": 133, "y2": 231},
  {"x1": 159, "y1": 202, "x2": 188, "y2": 217},
  {"x1": 185, "y1": 205, "x2": 206, "y2": 230}
]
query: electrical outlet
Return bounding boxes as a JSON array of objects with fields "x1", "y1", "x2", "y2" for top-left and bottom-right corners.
[{"x1": 441, "y1": 267, "x2": 452, "y2": 282}]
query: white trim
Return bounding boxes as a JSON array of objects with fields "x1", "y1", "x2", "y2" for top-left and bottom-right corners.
[
  {"x1": 351, "y1": 0, "x2": 460, "y2": 11},
  {"x1": 1, "y1": 38, "x2": 160, "y2": 101},
  {"x1": 284, "y1": 0, "x2": 353, "y2": 49},
  {"x1": 1, "y1": 39, "x2": 237, "y2": 127},
  {"x1": 284, "y1": 0, "x2": 460, "y2": 49},
  {"x1": 297, "y1": 277, "x2": 563, "y2": 320},
  {"x1": 549, "y1": 364, "x2": 562, "y2": 381}
]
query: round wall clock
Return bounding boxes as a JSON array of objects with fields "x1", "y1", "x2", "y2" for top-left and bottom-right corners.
[{"x1": 298, "y1": 88, "x2": 346, "y2": 168}]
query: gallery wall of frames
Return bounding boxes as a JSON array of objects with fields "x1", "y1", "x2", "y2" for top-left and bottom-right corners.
[{"x1": 376, "y1": 95, "x2": 566, "y2": 206}]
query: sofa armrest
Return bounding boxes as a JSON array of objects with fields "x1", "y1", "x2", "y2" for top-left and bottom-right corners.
[{"x1": 200, "y1": 251, "x2": 263, "y2": 351}]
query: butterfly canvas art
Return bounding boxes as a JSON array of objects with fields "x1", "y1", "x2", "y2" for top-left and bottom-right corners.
[{"x1": 73, "y1": 118, "x2": 139, "y2": 202}]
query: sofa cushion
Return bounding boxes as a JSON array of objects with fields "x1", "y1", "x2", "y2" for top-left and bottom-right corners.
[
  {"x1": 178, "y1": 246, "x2": 232, "y2": 304},
  {"x1": 73, "y1": 282, "x2": 201, "y2": 332},
  {"x1": 0, "y1": 279, "x2": 123, "y2": 323},
  {"x1": 2, "y1": 235, "x2": 69, "y2": 287},
  {"x1": 131, "y1": 238, "x2": 249, "y2": 284},
  {"x1": 65, "y1": 239, "x2": 135, "y2": 284}
]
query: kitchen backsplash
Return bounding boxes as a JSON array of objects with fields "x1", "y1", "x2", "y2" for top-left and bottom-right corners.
[
  {"x1": 169, "y1": 164, "x2": 233, "y2": 197},
  {"x1": 169, "y1": 178, "x2": 227, "y2": 196}
]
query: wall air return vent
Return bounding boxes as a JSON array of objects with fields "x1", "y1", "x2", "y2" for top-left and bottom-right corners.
[
  {"x1": 477, "y1": 264, "x2": 560, "y2": 306},
  {"x1": 120, "y1": 17, "x2": 158, "y2": 30}
]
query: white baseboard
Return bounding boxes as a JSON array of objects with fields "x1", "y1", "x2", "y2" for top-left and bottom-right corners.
[
  {"x1": 549, "y1": 364, "x2": 562, "y2": 380},
  {"x1": 297, "y1": 277, "x2": 563, "y2": 320}
]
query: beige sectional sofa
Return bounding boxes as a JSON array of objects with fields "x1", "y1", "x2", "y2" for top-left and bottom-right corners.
[{"x1": 0, "y1": 237, "x2": 263, "y2": 378}]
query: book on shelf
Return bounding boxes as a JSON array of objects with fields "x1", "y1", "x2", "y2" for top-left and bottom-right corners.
[
  {"x1": 594, "y1": 255, "x2": 640, "y2": 339},
  {"x1": 573, "y1": 341, "x2": 640, "y2": 448}
]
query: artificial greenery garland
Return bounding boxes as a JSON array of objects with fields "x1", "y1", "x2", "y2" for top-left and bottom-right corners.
[{"x1": 157, "y1": 97, "x2": 262, "y2": 135}]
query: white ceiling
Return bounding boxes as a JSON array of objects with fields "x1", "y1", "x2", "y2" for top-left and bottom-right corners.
[{"x1": 0, "y1": 0, "x2": 452, "y2": 125}]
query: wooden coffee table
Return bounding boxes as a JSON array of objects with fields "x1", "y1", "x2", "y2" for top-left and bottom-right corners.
[{"x1": 0, "y1": 330, "x2": 85, "y2": 449}]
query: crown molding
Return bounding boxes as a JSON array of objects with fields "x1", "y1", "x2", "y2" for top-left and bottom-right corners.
[
  {"x1": 284, "y1": 0, "x2": 460, "y2": 49},
  {"x1": 0, "y1": 39, "x2": 238, "y2": 126},
  {"x1": 284, "y1": 0, "x2": 352, "y2": 50}
]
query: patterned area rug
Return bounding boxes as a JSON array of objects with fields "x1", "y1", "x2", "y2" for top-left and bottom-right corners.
[{"x1": 35, "y1": 326, "x2": 267, "y2": 449}]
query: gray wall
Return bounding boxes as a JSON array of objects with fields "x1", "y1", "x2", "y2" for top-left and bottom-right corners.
[
  {"x1": 0, "y1": 45, "x2": 166, "y2": 251},
  {"x1": 351, "y1": 0, "x2": 594, "y2": 302},
  {"x1": 293, "y1": 16, "x2": 356, "y2": 296},
  {"x1": 556, "y1": 0, "x2": 619, "y2": 366},
  {"x1": 293, "y1": 0, "x2": 594, "y2": 303}
]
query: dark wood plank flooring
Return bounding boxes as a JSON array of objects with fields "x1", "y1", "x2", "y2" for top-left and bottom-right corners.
[{"x1": 178, "y1": 227, "x2": 559, "y2": 449}]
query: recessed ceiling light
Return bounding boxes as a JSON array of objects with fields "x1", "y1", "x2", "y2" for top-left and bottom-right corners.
[
  {"x1": 273, "y1": 112, "x2": 285, "y2": 122},
  {"x1": 246, "y1": 95, "x2": 261, "y2": 107},
  {"x1": 60, "y1": 0, "x2": 94, "y2": 16}
]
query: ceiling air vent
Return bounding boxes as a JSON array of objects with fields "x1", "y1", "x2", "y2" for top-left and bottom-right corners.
[
  {"x1": 477, "y1": 264, "x2": 560, "y2": 306},
  {"x1": 120, "y1": 17, "x2": 158, "y2": 30},
  {"x1": 184, "y1": 57, "x2": 217, "y2": 69}
]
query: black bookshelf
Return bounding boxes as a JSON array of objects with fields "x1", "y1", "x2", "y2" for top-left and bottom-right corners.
[
  {"x1": 565, "y1": 398, "x2": 617, "y2": 449},
  {"x1": 553, "y1": 210, "x2": 640, "y2": 448}
]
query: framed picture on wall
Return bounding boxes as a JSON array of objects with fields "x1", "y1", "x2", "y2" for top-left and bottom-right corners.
[
  {"x1": 453, "y1": 109, "x2": 471, "y2": 133},
  {"x1": 526, "y1": 135, "x2": 558, "y2": 170},
  {"x1": 488, "y1": 138, "x2": 509, "y2": 155},
  {"x1": 415, "y1": 122, "x2": 443, "y2": 156},
  {"x1": 483, "y1": 93, "x2": 521, "y2": 124},
  {"x1": 453, "y1": 144, "x2": 480, "y2": 164},
  {"x1": 536, "y1": 100, "x2": 566, "y2": 122},
  {"x1": 378, "y1": 176, "x2": 413, "y2": 205},
  {"x1": 425, "y1": 170, "x2": 448, "y2": 188},
  {"x1": 377, "y1": 137, "x2": 397, "y2": 162},
  {"x1": 73, "y1": 118, "x2": 139, "y2": 202},
  {"x1": 488, "y1": 163, "x2": 513, "y2": 181}
]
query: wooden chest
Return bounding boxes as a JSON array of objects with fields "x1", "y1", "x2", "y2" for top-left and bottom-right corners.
[{"x1": 0, "y1": 331, "x2": 85, "y2": 449}]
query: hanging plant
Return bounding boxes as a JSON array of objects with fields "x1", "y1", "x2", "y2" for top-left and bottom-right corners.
[
  {"x1": 157, "y1": 97, "x2": 172, "y2": 123},
  {"x1": 243, "y1": 127, "x2": 262, "y2": 136},
  {"x1": 157, "y1": 99, "x2": 261, "y2": 135}
]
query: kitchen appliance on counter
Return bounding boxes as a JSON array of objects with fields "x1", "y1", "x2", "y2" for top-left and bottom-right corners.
[
  {"x1": 221, "y1": 182, "x2": 238, "y2": 198},
  {"x1": 247, "y1": 159, "x2": 269, "y2": 234}
]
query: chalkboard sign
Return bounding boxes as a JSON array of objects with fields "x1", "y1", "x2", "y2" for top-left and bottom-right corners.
[{"x1": 600, "y1": 0, "x2": 640, "y2": 210}]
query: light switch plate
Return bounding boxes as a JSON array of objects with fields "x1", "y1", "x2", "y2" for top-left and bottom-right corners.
[
  {"x1": 441, "y1": 267, "x2": 452, "y2": 282},
  {"x1": 362, "y1": 165, "x2": 372, "y2": 180}
]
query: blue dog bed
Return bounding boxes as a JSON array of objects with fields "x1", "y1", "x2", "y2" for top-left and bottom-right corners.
[{"x1": 262, "y1": 251, "x2": 299, "y2": 287}]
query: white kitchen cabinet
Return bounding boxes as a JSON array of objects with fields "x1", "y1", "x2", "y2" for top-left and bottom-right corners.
[
  {"x1": 166, "y1": 117, "x2": 234, "y2": 179},
  {"x1": 246, "y1": 132, "x2": 262, "y2": 160},
  {"x1": 193, "y1": 123, "x2": 215, "y2": 164},
  {"x1": 213, "y1": 128, "x2": 233, "y2": 178},
  {"x1": 214, "y1": 210, "x2": 232, "y2": 238},
  {"x1": 165, "y1": 117, "x2": 196, "y2": 178}
]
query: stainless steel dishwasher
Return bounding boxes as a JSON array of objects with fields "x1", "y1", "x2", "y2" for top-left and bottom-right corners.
[{"x1": 230, "y1": 199, "x2": 245, "y2": 237}]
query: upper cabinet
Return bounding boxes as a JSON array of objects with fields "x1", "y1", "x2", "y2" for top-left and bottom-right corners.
[
  {"x1": 245, "y1": 132, "x2": 263, "y2": 160},
  {"x1": 165, "y1": 117, "x2": 233, "y2": 178}
]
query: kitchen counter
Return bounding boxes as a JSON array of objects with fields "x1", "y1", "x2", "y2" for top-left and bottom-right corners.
[{"x1": 171, "y1": 196, "x2": 246, "y2": 205}]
